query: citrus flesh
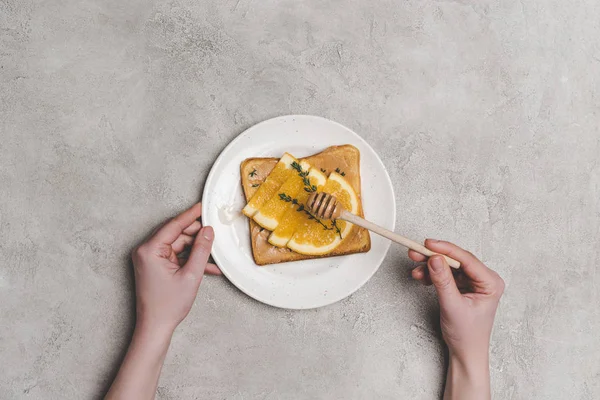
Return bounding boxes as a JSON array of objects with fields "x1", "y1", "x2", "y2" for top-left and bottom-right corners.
[
  {"x1": 253, "y1": 161, "x2": 311, "y2": 231},
  {"x1": 242, "y1": 153, "x2": 296, "y2": 218},
  {"x1": 268, "y1": 167, "x2": 327, "y2": 247},
  {"x1": 287, "y1": 172, "x2": 359, "y2": 255}
]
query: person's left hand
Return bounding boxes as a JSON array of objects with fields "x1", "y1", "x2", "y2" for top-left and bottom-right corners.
[{"x1": 132, "y1": 202, "x2": 221, "y2": 335}]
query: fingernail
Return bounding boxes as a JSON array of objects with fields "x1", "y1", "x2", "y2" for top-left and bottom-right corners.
[
  {"x1": 427, "y1": 238, "x2": 440, "y2": 243},
  {"x1": 429, "y1": 256, "x2": 444, "y2": 272},
  {"x1": 202, "y1": 226, "x2": 214, "y2": 240}
]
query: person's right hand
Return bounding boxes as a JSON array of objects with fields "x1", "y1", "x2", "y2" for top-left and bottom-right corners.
[{"x1": 409, "y1": 239, "x2": 504, "y2": 397}]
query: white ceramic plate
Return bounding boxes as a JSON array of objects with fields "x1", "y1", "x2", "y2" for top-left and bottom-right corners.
[{"x1": 202, "y1": 115, "x2": 395, "y2": 309}]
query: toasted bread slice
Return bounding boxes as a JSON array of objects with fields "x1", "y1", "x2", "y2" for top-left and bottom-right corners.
[{"x1": 240, "y1": 145, "x2": 371, "y2": 266}]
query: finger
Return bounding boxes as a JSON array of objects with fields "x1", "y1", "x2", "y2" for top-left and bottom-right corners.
[
  {"x1": 412, "y1": 265, "x2": 426, "y2": 279},
  {"x1": 204, "y1": 263, "x2": 222, "y2": 275},
  {"x1": 177, "y1": 257, "x2": 221, "y2": 276},
  {"x1": 150, "y1": 203, "x2": 202, "y2": 246},
  {"x1": 411, "y1": 265, "x2": 433, "y2": 285},
  {"x1": 172, "y1": 234, "x2": 194, "y2": 254},
  {"x1": 180, "y1": 226, "x2": 214, "y2": 280},
  {"x1": 149, "y1": 215, "x2": 199, "y2": 238},
  {"x1": 408, "y1": 249, "x2": 427, "y2": 262},
  {"x1": 150, "y1": 220, "x2": 168, "y2": 237},
  {"x1": 183, "y1": 220, "x2": 202, "y2": 235},
  {"x1": 424, "y1": 239, "x2": 495, "y2": 282},
  {"x1": 427, "y1": 255, "x2": 461, "y2": 307},
  {"x1": 168, "y1": 250, "x2": 179, "y2": 265}
]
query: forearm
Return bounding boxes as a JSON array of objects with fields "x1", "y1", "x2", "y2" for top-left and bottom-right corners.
[
  {"x1": 105, "y1": 323, "x2": 174, "y2": 400},
  {"x1": 444, "y1": 352, "x2": 490, "y2": 400}
]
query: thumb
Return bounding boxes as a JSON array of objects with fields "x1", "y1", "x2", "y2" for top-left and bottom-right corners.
[
  {"x1": 427, "y1": 255, "x2": 461, "y2": 306},
  {"x1": 181, "y1": 226, "x2": 214, "y2": 280}
]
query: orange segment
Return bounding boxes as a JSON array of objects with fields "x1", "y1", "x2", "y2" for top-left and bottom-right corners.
[
  {"x1": 242, "y1": 153, "x2": 296, "y2": 217},
  {"x1": 253, "y1": 161, "x2": 311, "y2": 231},
  {"x1": 287, "y1": 172, "x2": 359, "y2": 255},
  {"x1": 268, "y1": 168, "x2": 327, "y2": 247}
]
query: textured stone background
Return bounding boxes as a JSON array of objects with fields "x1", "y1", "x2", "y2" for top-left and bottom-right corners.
[{"x1": 1, "y1": 0, "x2": 599, "y2": 399}]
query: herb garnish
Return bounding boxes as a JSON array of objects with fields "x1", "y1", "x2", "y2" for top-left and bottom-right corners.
[
  {"x1": 279, "y1": 164, "x2": 343, "y2": 239},
  {"x1": 335, "y1": 167, "x2": 346, "y2": 176},
  {"x1": 331, "y1": 219, "x2": 343, "y2": 239},
  {"x1": 320, "y1": 168, "x2": 327, "y2": 173},
  {"x1": 278, "y1": 192, "x2": 342, "y2": 238},
  {"x1": 251, "y1": 183, "x2": 260, "y2": 188},
  {"x1": 249, "y1": 169, "x2": 257, "y2": 177},
  {"x1": 291, "y1": 161, "x2": 317, "y2": 192}
]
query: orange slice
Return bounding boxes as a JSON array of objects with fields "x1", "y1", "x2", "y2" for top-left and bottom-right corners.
[
  {"x1": 242, "y1": 153, "x2": 297, "y2": 218},
  {"x1": 253, "y1": 161, "x2": 311, "y2": 231},
  {"x1": 287, "y1": 172, "x2": 359, "y2": 255},
  {"x1": 268, "y1": 167, "x2": 327, "y2": 247}
]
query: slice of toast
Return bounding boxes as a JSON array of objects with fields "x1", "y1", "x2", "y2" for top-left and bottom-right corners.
[{"x1": 240, "y1": 145, "x2": 371, "y2": 265}]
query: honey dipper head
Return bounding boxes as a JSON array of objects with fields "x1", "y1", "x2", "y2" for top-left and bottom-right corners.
[{"x1": 306, "y1": 192, "x2": 343, "y2": 219}]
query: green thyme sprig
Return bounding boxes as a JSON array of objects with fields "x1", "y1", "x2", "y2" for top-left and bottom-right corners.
[
  {"x1": 251, "y1": 183, "x2": 260, "y2": 188},
  {"x1": 291, "y1": 161, "x2": 317, "y2": 192},
  {"x1": 278, "y1": 193, "x2": 334, "y2": 232},
  {"x1": 331, "y1": 219, "x2": 343, "y2": 239},
  {"x1": 280, "y1": 163, "x2": 345, "y2": 240},
  {"x1": 278, "y1": 193, "x2": 293, "y2": 203},
  {"x1": 249, "y1": 168, "x2": 257, "y2": 177}
]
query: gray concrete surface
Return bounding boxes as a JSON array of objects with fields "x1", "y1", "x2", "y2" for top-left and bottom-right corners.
[{"x1": 1, "y1": 0, "x2": 599, "y2": 398}]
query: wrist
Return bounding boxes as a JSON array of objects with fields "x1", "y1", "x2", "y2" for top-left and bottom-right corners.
[
  {"x1": 134, "y1": 318, "x2": 176, "y2": 345},
  {"x1": 449, "y1": 352, "x2": 489, "y2": 379},
  {"x1": 446, "y1": 352, "x2": 490, "y2": 400},
  {"x1": 449, "y1": 344, "x2": 489, "y2": 370}
]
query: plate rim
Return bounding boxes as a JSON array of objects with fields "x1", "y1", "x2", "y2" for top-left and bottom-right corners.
[{"x1": 202, "y1": 114, "x2": 396, "y2": 309}]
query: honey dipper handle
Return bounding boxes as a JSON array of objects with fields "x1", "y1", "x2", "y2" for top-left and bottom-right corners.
[{"x1": 340, "y1": 211, "x2": 461, "y2": 269}]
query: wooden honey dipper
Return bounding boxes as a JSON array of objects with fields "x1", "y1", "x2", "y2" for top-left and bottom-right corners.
[{"x1": 306, "y1": 192, "x2": 461, "y2": 269}]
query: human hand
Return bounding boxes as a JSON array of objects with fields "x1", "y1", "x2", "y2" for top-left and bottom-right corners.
[
  {"x1": 132, "y1": 202, "x2": 221, "y2": 336},
  {"x1": 409, "y1": 240, "x2": 504, "y2": 370}
]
